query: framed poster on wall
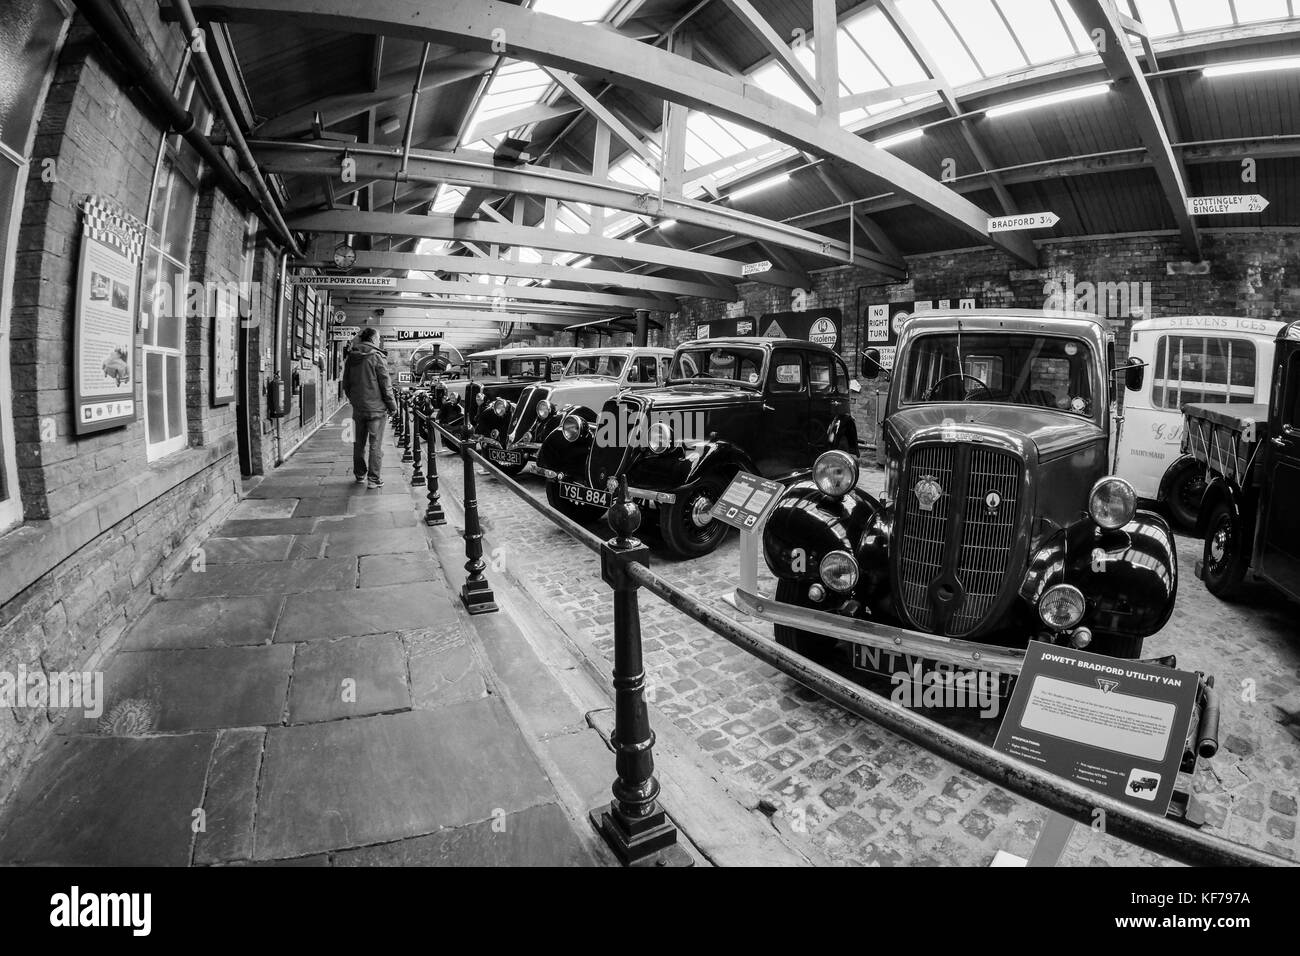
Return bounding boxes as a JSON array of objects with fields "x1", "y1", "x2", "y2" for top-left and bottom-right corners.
[
  {"x1": 73, "y1": 196, "x2": 144, "y2": 435},
  {"x1": 211, "y1": 290, "x2": 236, "y2": 406},
  {"x1": 292, "y1": 284, "x2": 306, "y2": 360}
]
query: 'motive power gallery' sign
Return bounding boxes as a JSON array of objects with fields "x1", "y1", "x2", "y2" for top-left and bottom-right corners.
[{"x1": 994, "y1": 643, "x2": 1199, "y2": 814}]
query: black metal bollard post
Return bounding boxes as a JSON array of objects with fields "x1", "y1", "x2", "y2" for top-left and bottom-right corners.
[
  {"x1": 590, "y1": 476, "x2": 691, "y2": 866},
  {"x1": 393, "y1": 391, "x2": 406, "y2": 445},
  {"x1": 424, "y1": 413, "x2": 446, "y2": 526},
  {"x1": 400, "y1": 392, "x2": 413, "y2": 463},
  {"x1": 410, "y1": 394, "x2": 426, "y2": 487},
  {"x1": 458, "y1": 438, "x2": 497, "y2": 615}
]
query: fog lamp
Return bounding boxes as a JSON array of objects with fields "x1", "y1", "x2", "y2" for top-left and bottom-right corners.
[
  {"x1": 1070, "y1": 627, "x2": 1093, "y2": 649},
  {"x1": 536, "y1": 400, "x2": 552, "y2": 420},
  {"x1": 491, "y1": 398, "x2": 509, "y2": 417},
  {"x1": 489, "y1": 429, "x2": 500, "y2": 441},
  {"x1": 648, "y1": 422, "x2": 673, "y2": 454},
  {"x1": 1088, "y1": 476, "x2": 1136, "y2": 530},
  {"x1": 819, "y1": 550, "x2": 859, "y2": 593},
  {"x1": 1039, "y1": 583, "x2": 1086, "y2": 630},
  {"x1": 807, "y1": 583, "x2": 826, "y2": 603},
  {"x1": 813, "y1": 450, "x2": 859, "y2": 498},
  {"x1": 561, "y1": 414, "x2": 583, "y2": 442}
]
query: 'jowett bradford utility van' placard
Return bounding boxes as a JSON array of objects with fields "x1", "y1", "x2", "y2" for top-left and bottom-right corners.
[{"x1": 994, "y1": 643, "x2": 1199, "y2": 814}]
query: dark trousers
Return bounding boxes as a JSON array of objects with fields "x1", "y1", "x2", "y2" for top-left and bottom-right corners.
[{"x1": 352, "y1": 412, "x2": 387, "y2": 481}]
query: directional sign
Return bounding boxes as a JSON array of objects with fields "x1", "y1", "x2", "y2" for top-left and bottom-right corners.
[
  {"x1": 988, "y1": 212, "x2": 1059, "y2": 233},
  {"x1": 1186, "y1": 194, "x2": 1269, "y2": 216},
  {"x1": 741, "y1": 260, "x2": 773, "y2": 277},
  {"x1": 329, "y1": 327, "x2": 358, "y2": 342},
  {"x1": 289, "y1": 275, "x2": 397, "y2": 289}
]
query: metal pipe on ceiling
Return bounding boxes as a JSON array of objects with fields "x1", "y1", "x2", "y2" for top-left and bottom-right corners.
[
  {"x1": 169, "y1": 0, "x2": 302, "y2": 256},
  {"x1": 71, "y1": 0, "x2": 293, "y2": 244}
]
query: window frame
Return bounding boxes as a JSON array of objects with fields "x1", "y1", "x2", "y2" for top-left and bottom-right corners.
[
  {"x1": 141, "y1": 69, "x2": 211, "y2": 461},
  {"x1": 1152, "y1": 334, "x2": 1259, "y2": 409}
]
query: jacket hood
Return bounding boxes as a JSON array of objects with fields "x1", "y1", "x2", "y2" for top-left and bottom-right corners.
[
  {"x1": 346, "y1": 341, "x2": 387, "y2": 360},
  {"x1": 887, "y1": 403, "x2": 1103, "y2": 462}
]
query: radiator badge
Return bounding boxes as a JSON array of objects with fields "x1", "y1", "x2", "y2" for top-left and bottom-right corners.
[
  {"x1": 914, "y1": 476, "x2": 943, "y2": 512},
  {"x1": 984, "y1": 490, "x2": 1002, "y2": 514}
]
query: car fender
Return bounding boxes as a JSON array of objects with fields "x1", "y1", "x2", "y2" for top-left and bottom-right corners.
[
  {"x1": 762, "y1": 479, "x2": 880, "y2": 584},
  {"x1": 1194, "y1": 474, "x2": 1251, "y2": 541},
  {"x1": 1021, "y1": 510, "x2": 1178, "y2": 638},
  {"x1": 537, "y1": 425, "x2": 592, "y2": 478},
  {"x1": 472, "y1": 400, "x2": 514, "y2": 440},
  {"x1": 827, "y1": 415, "x2": 859, "y2": 452},
  {"x1": 680, "y1": 440, "x2": 757, "y2": 487}
]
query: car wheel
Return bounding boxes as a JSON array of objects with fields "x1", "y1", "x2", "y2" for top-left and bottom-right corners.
[
  {"x1": 657, "y1": 476, "x2": 728, "y2": 559},
  {"x1": 1164, "y1": 462, "x2": 1206, "y2": 531},
  {"x1": 1088, "y1": 632, "x2": 1145, "y2": 660},
  {"x1": 1202, "y1": 500, "x2": 1248, "y2": 600},
  {"x1": 773, "y1": 579, "x2": 841, "y2": 666}
]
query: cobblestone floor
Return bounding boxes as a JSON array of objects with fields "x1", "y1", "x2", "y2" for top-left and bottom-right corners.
[{"x1": 428, "y1": 449, "x2": 1298, "y2": 866}]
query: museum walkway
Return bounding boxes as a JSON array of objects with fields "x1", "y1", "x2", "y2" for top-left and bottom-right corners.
[{"x1": 0, "y1": 409, "x2": 603, "y2": 866}]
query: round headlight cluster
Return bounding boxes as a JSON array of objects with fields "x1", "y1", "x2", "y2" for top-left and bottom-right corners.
[
  {"x1": 536, "y1": 400, "x2": 552, "y2": 420},
  {"x1": 819, "y1": 550, "x2": 859, "y2": 593},
  {"x1": 1039, "y1": 583, "x2": 1086, "y2": 630},
  {"x1": 647, "y1": 422, "x2": 673, "y2": 454},
  {"x1": 812, "y1": 450, "x2": 859, "y2": 498},
  {"x1": 491, "y1": 398, "x2": 509, "y2": 418},
  {"x1": 1088, "y1": 476, "x2": 1137, "y2": 530},
  {"x1": 561, "y1": 414, "x2": 584, "y2": 442}
]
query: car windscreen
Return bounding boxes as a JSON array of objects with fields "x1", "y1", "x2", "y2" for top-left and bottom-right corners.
[
  {"x1": 668, "y1": 346, "x2": 765, "y2": 388},
  {"x1": 501, "y1": 357, "x2": 550, "y2": 378},
  {"x1": 899, "y1": 332, "x2": 1097, "y2": 417},
  {"x1": 566, "y1": 354, "x2": 627, "y2": 378}
]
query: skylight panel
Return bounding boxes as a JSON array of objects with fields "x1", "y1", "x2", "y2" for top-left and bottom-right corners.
[
  {"x1": 993, "y1": 0, "x2": 1077, "y2": 64},
  {"x1": 750, "y1": 61, "x2": 815, "y2": 111},
  {"x1": 531, "y1": 0, "x2": 617, "y2": 23},
  {"x1": 1053, "y1": 1, "x2": 1100, "y2": 50},
  {"x1": 1172, "y1": 0, "x2": 1234, "y2": 31},
  {"x1": 937, "y1": 0, "x2": 1027, "y2": 75},
  {"x1": 836, "y1": 27, "x2": 889, "y2": 95},
  {"x1": 1132, "y1": 0, "x2": 1181, "y2": 35},
  {"x1": 1231, "y1": 0, "x2": 1291, "y2": 22},
  {"x1": 880, "y1": 2, "x2": 973, "y2": 85}
]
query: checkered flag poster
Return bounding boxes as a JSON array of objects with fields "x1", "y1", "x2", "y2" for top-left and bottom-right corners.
[{"x1": 73, "y1": 195, "x2": 143, "y2": 435}]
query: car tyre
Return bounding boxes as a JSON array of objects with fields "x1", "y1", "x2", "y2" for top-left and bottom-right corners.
[
  {"x1": 1202, "y1": 500, "x2": 1248, "y2": 600},
  {"x1": 1164, "y1": 461, "x2": 1206, "y2": 531},
  {"x1": 773, "y1": 578, "x2": 841, "y2": 666},
  {"x1": 658, "y1": 475, "x2": 728, "y2": 559}
]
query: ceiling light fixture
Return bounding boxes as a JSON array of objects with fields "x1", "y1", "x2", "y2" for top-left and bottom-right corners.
[
  {"x1": 1203, "y1": 55, "x2": 1300, "y2": 78},
  {"x1": 985, "y1": 82, "x2": 1111, "y2": 119},
  {"x1": 874, "y1": 128, "x2": 924, "y2": 149},
  {"x1": 728, "y1": 172, "x2": 790, "y2": 201}
]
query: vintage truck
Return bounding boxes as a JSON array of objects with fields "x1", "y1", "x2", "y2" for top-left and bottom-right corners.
[
  {"x1": 743, "y1": 310, "x2": 1180, "y2": 675},
  {"x1": 1185, "y1": 321, "x2": 1300, "y2": 603}
]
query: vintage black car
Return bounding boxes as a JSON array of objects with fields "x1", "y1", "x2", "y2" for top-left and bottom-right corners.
[
  {"x1": 743, "y1": 311, "x2": 1178, "y2": 677},
  {"x1": 1186, "y1": 321, "x2": 1300, "y2": 603},
  {"x1": 474, "y1": 347, "x2": 673, "y2": 477},
  {"x1": 536, "y1": 337, "x2": 858, "y2": 559},
  {"x1": 431, "y1": 347, "x2": 579, "y2": 445}
]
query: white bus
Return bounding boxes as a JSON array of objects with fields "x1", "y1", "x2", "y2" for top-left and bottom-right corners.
[{"x1": 1117, "y1": 315, "x2": 1283, "y2": 528}]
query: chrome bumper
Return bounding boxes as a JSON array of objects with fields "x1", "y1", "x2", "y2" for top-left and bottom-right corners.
[
  {"x1": 732, "y1": 587, "x2": 1028, "y2": 676},
  {"x1": 535, "y1": 468, "x2": 677, "y2": 505}
]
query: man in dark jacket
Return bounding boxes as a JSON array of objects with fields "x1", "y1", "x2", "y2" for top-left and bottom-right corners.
[{"x1": 342, "y1": 328, "x2": 398, "y2": 488}]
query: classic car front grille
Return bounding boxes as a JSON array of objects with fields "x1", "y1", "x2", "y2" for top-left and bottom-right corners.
[
  {"x1": 896, "y1": 443, "x2": 1021, "y2": 637},
  {"x1": 585, "y1": 397, "x2": 635, "y2": 488},
  {"x1": 508, "y1": 386, "x2": 543, "y2": 445}
]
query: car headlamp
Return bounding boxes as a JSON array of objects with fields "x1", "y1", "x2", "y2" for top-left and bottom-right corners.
[
  {"x1": 491, "y1": 398, "x2": 509, "y2": 417},
  {"x1": 1088, "y1": 476, "x2": 1136, "y2": 530},
  {"x1": 812, "y1": 450, "x2": 859, "y2": 498},
  {"x1": 561, "y1": 414, "x2": 584, "y2": 442},
  {"x1": 818, "y1": 550, "x2": 859, "y2": 593},
  {"x1": 1039, "y1": 583, "x2": 1086, "y2": 630},
  {"x1": 536, "y1": 400, "x2": 552, "y2": 420},
  {"x1": 647, "y1": 422, "x2": 673, "y2": 454}
]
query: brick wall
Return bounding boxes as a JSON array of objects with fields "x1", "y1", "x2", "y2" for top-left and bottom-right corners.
[{"x1": 0, "y1": 2, "x2": 334, "y2": 802}]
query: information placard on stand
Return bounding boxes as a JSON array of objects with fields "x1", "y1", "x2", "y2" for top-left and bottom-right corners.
[{"x1": 713, "y1": 471, "x2": 784, "y2": 593}]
